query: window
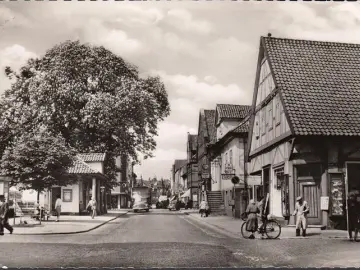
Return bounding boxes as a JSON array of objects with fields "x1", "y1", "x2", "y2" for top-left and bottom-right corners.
[
  {"x1": 63, "y1": 189, "x2": 73, "y2": 202},
  {"x1": 275, "y1": 96, "x2": 281, "y2": 124},
  {"x1": 255, "y1": 116, "x2": 260, "y2": 139},
  {"x1": 261, "y1": 108, "x2": 266, "y2": 135},
  {"x1": 229, "y1": 150, "x2": 233, "y2": 165},
  {"x1": 268, "y1": 101, "x2": 273, "y2": 129}
]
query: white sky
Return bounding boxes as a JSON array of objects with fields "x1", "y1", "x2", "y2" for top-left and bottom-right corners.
[{"x1": 1, "y1": 1, "x2": 359, "y2": 180}]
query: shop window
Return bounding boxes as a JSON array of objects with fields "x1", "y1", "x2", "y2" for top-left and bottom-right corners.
[{"x1": 63, "y1": 189, "x2": 73, "y2": 202}]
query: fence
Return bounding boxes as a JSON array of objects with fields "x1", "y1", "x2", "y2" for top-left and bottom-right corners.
[{"x1": 9, "y1": 200, "x2": 50, "y2": 226}]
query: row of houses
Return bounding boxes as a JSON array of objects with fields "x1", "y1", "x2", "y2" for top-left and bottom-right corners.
[{"x1": 172, "y1": 34, "x2": 360, "y2": 230}]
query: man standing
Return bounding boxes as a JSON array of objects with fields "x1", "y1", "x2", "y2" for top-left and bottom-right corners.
[
  {"x1": 0, "y1": 195, "x2": 14, "y2": 235},
  {"x1": 347, "y1": 191, "x2": 360, "y2": 241},
  {"x1": 87, "y1": 197, "x2": 97, "y2": 219},
  {"x1": 54, "y1": 195, "x2": 62, "y2": 222},
  {"x1": 292, "y1": 196, "x2": 309, "y2": 237}
]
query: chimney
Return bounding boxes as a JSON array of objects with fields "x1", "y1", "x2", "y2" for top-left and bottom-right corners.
[{"x1": 267, "y1": 33, "x2": 272, "y2": 37}]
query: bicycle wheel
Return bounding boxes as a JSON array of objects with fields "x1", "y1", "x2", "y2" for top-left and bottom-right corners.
[
  {"x1": 241, "y1": 221, "x2": 253, "y2": 239},
  {"x1": 265, "y1": 220, "x2": 281, "y2": 239}
]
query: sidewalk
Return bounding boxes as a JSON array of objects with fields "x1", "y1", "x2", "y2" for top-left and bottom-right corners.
[
  {"x1": 182, "y1": 210, "x2": 349, "y2": 240},
  {"x1": 6, "y1": 210, "x2": 129, "y2": 235}
]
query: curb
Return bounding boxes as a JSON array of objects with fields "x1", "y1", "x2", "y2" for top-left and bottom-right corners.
[
  {"x1": 186, "y1": 214, "x2": 348, "y2": 240},
  {"x1": 12, "y1": 211, "x2": 129, "y2": 236}
]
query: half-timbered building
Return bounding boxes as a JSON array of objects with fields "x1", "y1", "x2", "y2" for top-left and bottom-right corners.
[{"x1": 247, "y1": 35, "x2": 360, "y2": 229}]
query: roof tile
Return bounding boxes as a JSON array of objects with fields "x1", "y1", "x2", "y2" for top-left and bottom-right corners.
[
  {"x1": 217, "y1": 104, "x2": 251, "y2": 120},
  {"x1": 264, "y1": 36, "x2": 360, "y2": 136},
  {"x1": 204, "y1": 110, "x2": 216, "y2": 143},
  {"x1": 78, "y1": 153, "x2": 106, "y2": 162}
]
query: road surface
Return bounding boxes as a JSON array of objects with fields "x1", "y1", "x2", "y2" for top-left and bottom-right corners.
[{"x1": 0, "y1": 209, "x2": 359, "y2": 268}]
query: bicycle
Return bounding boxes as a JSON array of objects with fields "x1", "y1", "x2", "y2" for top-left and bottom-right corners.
[{"x1": 241, "y1": 215, "x2": 282, "y2": 239}]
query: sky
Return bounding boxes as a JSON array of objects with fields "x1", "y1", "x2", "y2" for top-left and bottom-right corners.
[{"x1": 1, "y1": 1, "x2": 360, "y2": 182}]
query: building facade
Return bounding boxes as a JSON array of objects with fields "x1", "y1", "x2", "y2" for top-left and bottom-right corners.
[
  {"x1": 111, "y1": 155, "x2": 133, "y2": 209},
  {"x1": 207, "y1": 104, "x2": 254, "y2": 217},
  {"x1": 186, "y1": 133, "x2": 199, "y2": 206},
  {"x1": 42, "y1": 153, "x2": 108, "y2": 215},
  {"x1": 196, "y1": 109, "x2": 216, "y2": 201},
  {"x1": 247, "y1": 35, "x2": 360, "y2": 229}
]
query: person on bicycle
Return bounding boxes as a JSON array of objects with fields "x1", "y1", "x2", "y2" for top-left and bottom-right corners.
[
  {"x1": 245, "y1": 199, "x2": 260, "y2": 239},
  {"x1": 257, "y1": 195, "x2": 269, "y2": 233}
]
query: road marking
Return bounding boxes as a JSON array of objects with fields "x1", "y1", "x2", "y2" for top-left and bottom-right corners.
[{"x1": 179, "y1": 216, "x2": 226, "y2": 239}]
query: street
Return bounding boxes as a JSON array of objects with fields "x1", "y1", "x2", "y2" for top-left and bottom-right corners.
[{"x1": 0, "y1": 210, "x2": 360, "y2": 268}]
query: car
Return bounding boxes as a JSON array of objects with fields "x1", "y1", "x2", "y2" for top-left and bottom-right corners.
[
  {"x1": 168, "y1": 200, "x2": 184, "y2": 211},
  {"x1": 132, "y1": 201, "x2": 150, "y2": 213}
]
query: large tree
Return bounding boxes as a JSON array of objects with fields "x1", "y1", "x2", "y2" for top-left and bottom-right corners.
[{"x1": 0, "y1": 40, "x2": 170, "y2": 188}]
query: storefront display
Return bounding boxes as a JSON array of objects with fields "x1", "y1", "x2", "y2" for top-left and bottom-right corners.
[{"x1": 329, "y1": 174, "x2": 345, "y2": 216}]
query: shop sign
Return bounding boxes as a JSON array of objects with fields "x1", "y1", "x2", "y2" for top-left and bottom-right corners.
[
  {"x1": 247, "y1": 176, "x2": 261, "y2": 186},
  {"x1": 202, "y1": 173, "x2": 210, "y2": 179},
  {"x1": 224, "y1": 164, "x2": 233, "y2": 174},
  {"x1": 191, "y1": 164, "x2": 198, "y2": 173},
  {"x1": 221, "y1": 174, "x2": 233, "y2": 180},
  {"x1": 202, "y1": 164, "x2": 209, "y2": 171},
  {"x1": 320, "y1": 196, "x2": 329, "y2": 210}
]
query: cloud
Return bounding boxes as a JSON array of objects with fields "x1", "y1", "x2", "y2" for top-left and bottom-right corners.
[
  {"x1": 166, "y1": 9, "x2": 212, "y2": 35},
  {"x1": 156, "y1": 122, "x2": 197, "y2": 150},
  {"x1": 0, "y1": 44, "x2": 37, "y2": 93},
  {"x1": 153, "y1": 70, "x2": 252, "y2": 106}
]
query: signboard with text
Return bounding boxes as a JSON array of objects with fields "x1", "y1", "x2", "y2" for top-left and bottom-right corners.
[{"x1": 202, "y1": 173, "x2": 210, "y2": 179}]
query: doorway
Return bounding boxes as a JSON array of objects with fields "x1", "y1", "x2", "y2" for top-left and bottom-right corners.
[
  {"x1": 295, "y1": 164, "x2": 322, "y2": 225},
  {"x1": 51, "y1": 187, "x2": 61, "y2": 210}
]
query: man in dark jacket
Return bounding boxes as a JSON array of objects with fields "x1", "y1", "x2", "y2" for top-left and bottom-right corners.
[
  {"x1": 0, "y1": 196, "x2": 14, "y2": 235},
  {"x1": 347, "y1": 191, "x2": 360, "y2": 241}
]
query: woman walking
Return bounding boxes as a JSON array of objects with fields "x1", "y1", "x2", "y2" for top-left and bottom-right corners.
[
  {"x1": 87, "y1": 197, "x2": 97, "y2": 219},
  {"x1": 245, "y1": 199, "x2": 260, "y2": 239}
]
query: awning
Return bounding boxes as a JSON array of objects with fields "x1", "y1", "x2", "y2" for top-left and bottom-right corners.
[{"x1": 181, "y1": 189, "x2": 191, "y2": 198}]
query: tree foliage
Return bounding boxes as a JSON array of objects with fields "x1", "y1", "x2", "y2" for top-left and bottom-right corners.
[
  {"x1": 0, "y1": 40, "x2": 170, "y2": 188},
  {"x1": 0, "y1": 128, "x2": 77, "y2": 193}
]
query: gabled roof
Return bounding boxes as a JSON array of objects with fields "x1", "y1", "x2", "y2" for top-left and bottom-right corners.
[
  {"x1": 78, "y1": 153, "x2": 106, "y2": 162},
  {"x1": 174, "y1": 159, "x2": 187, "y2": 172},
  {"x1": 263, "y1": 36, "x2": 360, "y2": 136},
  {"x1": 204, "y1": 109, "x2": 216, "y2": 143},
  {"x1": 233, "y1": 120, "x2": 249, "y2": 134},
  {"x1": 188, "y1": 134, "x2": 198, "y2": 151},
  {"x1": 217, "y1": 104, "x2": 251, "y2": 120},
  {"x1": 68, "y1": 158, "x2": 99, "y2": 174}
]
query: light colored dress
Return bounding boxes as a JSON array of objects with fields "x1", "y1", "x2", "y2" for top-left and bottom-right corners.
[{"x1": 246, "y1": 203, "x2": 260, "y2": 232}]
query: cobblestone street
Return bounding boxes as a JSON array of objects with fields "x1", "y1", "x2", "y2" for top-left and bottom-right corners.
[{"x1": 1, "y1": 210, "x2": 360, "y2": 268}]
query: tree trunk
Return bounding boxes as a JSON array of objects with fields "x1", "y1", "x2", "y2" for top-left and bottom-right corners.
[{"x1": 37, "y1": 189, "x2": 41, "y2": 204}]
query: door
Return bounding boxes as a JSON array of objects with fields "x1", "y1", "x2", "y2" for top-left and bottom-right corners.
[
  {"x1": 51, "y1": 187, "x2": 61, "y2": 210},
  {"x1": 298, "y1": 181, "x2": 321, "y2": 225}
]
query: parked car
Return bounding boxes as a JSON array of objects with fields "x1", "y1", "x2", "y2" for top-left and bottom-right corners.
[{"x1": 168, "y1": 200, "x2": 185, "y2": 211}]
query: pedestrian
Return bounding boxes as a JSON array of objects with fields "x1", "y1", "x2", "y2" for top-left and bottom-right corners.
[
  {"x1": 54, "y1": 195, "x2": 62, "y2": 222},
  {"x1": 292, "y1": 196, "x2": 309, "y2": 237},
  {"x1": 199, "y1": 199, "x2": 207, "y2": 217},
  {"x1": 87, "y1": 197, "x2": 97, "y2": 219},
  {"x1": 245, "y1": 199, "x2": 260, "y2": 239},
  {"x1": 347, "y1": 190, "x2": 360, "y2": 241},
  {"x1": 0, "y1": 195, "x2": 14, "y2": 235}
]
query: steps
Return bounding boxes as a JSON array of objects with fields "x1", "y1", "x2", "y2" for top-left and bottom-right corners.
[{"x1": 207, "y1": 191, "x2": 226, "y2": 215}]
